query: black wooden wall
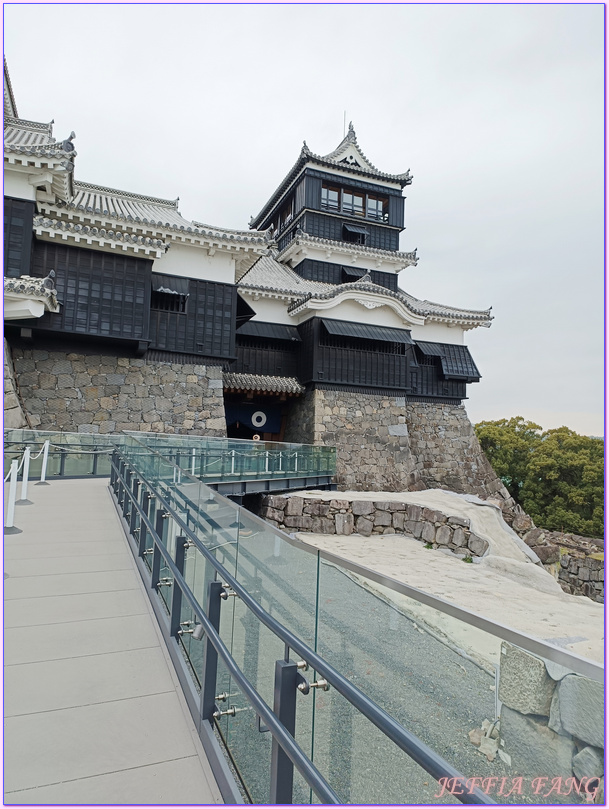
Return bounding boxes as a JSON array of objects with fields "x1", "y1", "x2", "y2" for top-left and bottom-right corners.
[
  {"x1": 4, "y1": 197, "x2": 35, "y2": 278},
  {"x1": 231, "y1": 337, "x2": 299, "y2": 377},
  {"x1": 148, "y1": 279, "x2": 236, "y2": 359},
  {"x1": 31, "y1": 241, "x2": 151, "y2": 341},
  {"x1": 23, "y1": 240, "x2": 237, "y2": 361},
  {"x1": 292, "y1": 259, "x2": 398, "y2": 291}
]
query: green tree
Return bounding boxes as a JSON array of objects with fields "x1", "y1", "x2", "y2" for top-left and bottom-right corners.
[
  {"x1": 521, "y1": 427, "x2": 604, "y2": 538},
  {"x1": 474, "y1": 417, "x2": 543, "y2": 503}
]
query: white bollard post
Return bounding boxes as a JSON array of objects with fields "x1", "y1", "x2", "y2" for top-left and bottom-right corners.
[
  {"x1": 36, "y1": 440, "x2": 51, "y2": 486},
  {"x1": 4, "y1": 460, "x2": 22, "y2": 534},
  {"x1": 17, "y1": 447, "x2": 33, "y2": 505},
  {"x1": 191, "y1": 448, "x2": 196, "y2": 476},
  {"x1": 231, "y1": 450, "x2": 235, "y2": 475}
]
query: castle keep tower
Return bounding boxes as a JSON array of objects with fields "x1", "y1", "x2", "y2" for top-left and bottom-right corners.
[
  {"x1": 230, "y1": 126, "x2": 496, "y2": 492},
  {"x1": 4, "y1": 56, "x2": 504, "y2": 499}
]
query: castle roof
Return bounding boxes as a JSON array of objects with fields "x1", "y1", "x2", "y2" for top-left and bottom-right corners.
[
  {"x1": 238, "y1": 252, "x2": 491, "y2": 329},
  {"x1": 250, "y1": 123, "x2": 412, "y2": 229},
  {"x1": 238, "y1": 252, "x2": 334, "y2": 296},
  {"x1": 35, "y1": 181, "x2": 271, "y2": 268},
  {"x1": 4, "y1": 57, "x2": 18, "y2": 118}
]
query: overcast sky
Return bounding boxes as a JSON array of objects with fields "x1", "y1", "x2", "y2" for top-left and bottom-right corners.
[{"x1": 4, "y1": 4, "x2": 604, "y2": 436}]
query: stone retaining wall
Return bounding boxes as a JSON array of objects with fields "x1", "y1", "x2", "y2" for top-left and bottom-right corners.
[
  {"x1": 260, "y1": 493, "x2": 490, "y2": 558},
  {"x1": 513, "y1": 525, "x2": 604, "y2": 603},
  {"x1": 558, "y1": 550, "x2": 604, "y2": 603},
  {"x1": 497, "y1": 642, "x2": 603, "y2": 797},
  {"x1": 3, "y1": 339, "x2": 29, "y2": 429},
  {"x1": 9, "y1": 346, "x2": 227, "y2": 436},
  {"x1": 283, "y1": 388, "x2": 513, "y2": 502}
]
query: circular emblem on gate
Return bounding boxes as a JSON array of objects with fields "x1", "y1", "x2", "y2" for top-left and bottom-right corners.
[{"x1": 251, "y1": 411, "x2": 267, "y2": 428}]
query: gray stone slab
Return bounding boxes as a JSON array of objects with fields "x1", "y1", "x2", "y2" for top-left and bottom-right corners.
[
  {"x1": 500, "y1": 705, "x2": 575, "y2": 778},
  {"x1": 4, "y1": 588, "x2": 145, "y2": 628},
  {"x1": 553, "y1": 674, "x2": 604, "y2": 748},
  {"x1": 4, "y1": 692, "x2": 202, "y2": 792},
  {"x1": 4, "y1": 756, "x2": 222, "y2": 805},
  {"x1": 5, "y1": 614, "x2": 159, "y2": 665},
  {"x1": 499, "y1": 642, "x2": 556, "y2": 716},
  {"x1": 4, "y1": 647, "x2": 176, "y2": 716},
  {"x1": 5, "y1": 553, "x2": 132, "y2": 578},
  {"x1": 4, "y1": 569, "x2": 139, "y2": 600},
  {"x1": 572, "y1": 746, "x2": 604, "y2": 779}
]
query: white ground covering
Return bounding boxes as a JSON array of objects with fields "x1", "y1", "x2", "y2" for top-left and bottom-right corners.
[{"x1": 289, "y1": 490, "x2": 604, "y2": 667}]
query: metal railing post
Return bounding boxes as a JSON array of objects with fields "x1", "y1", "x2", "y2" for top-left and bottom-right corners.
[
  {"x1": 129, "y1": 477, "x2": 140, "y2": 535},
  {"x1": 16, "y1": 446, "x2": 32, "y2": 505},
  {"x1": 59, "y1": 447, "x2": 67, "y2": 477},
  {"x1": 200, "y1": 580, "x2": 224, "y2": 722},
  {"x1": 123, "y1": 468, "x2": 132, "y2": 519},
  {"x1": 270, "y1": 659, "x2": 299, "y2": 804},
  {"x1": 170, "y1": 536, "x2": 186, "y2": 638},
  {"x1": 110, "y1": 450, "x2": 117, "y2": 489},
  {"x1": 139, "y1": 486, "x2": 150, "y2": 558},
  {"x1": 151, "y1": 508, "x2": 164, "y2": 591},
  {"x1": 4, "y1": 460, "x2": 22, "y2": 534},
  {"x1": 92, "y1": 450, "x2": 98, "y2": 476},
  {"x1": 35, "y1": 440, "x2": 51, "y2": 486}
]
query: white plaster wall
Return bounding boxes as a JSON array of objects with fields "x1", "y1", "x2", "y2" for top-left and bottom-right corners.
[
  {"x1": 153, "y1": 242, "x2": 235, "y2": 283},
  {"x1": 4, "y1": 171, "x2": 36, "y2": 201},
  {"x1": 409, "y1": 322, "x2": 465, "y2": 345},
  {"x1": 242, "y1": 295, "x2": 292, "y2": 324},
  {"x1": 294, "y1": 298, "x2": 409, "y2": 328}
]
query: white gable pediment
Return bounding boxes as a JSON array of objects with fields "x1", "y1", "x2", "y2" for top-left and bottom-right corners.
[{"x1": 291, "y1": 288, "x2": 426, "y2": 328}]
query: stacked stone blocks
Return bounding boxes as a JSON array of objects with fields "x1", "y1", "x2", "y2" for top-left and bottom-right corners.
[
  {"x1": 498, "y1": 642, "x2": 604, "y2": 794},
  {"x1": 10, "y1": 347, "x2": 227, "y2": 436},
  {"x1": 259, "y1": 494, "x2": 490, "y2": 558}
]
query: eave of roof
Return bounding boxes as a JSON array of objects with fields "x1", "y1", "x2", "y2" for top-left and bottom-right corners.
[
  {"x1": 50, "y1": 181, "x2": 270, "y2": 244},
  {"x1": 277, "y1": 232, "x2": 418, "y2": 269},
  {"x1": 223, "y1": 372, "x2": 305, "y2": 395},
  {"x1": 286, "y1": 278, "x2": 492, "y2": 327},
  {"x1": 4, "y1": 57, "x2": 18, "y2": 118},
  {"x1": 4, "y1": 274, "x2": 59, "y2": 311}
]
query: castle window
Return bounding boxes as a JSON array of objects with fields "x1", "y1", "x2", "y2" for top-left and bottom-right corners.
[
  {"x1": 367, "y1": 194, "x2": 389, "y2": 222},
  {"x1": 321, "y1": 184, "x2": 340, "y2": 211},
  {"x1": 342, "y1": 190, "x2": 365, "y2": 217},
  {"x1": 280, "y1": 198, "x2": 294, "y2": 228},
  {"x1": 343, "y1": 223, "x2": 368, "y2": 245},
  {"x1": 151, "y1": 290, "x2": 188, "y2": 313}
]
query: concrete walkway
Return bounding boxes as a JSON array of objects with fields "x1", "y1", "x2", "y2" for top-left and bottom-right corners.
[{"x1": 4, "y1": 477, "x2": 223, "y2": 805}]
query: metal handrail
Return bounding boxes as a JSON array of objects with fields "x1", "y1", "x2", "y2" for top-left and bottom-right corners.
[
  {"x1": 112, "y1": 457, "x2": 339, "y2": 803},
  {"x1": 113, "y1": 448, "x2": 495, "y2": 805},
  {"x1": 159, "y1": 472, "x2": 604, "y2": 683}
]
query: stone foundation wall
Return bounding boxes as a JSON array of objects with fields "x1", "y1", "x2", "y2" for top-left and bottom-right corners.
[
  {"x1": 10, "y1": 346, "x2": 227, "y2": 436},
  {"x1": 496, "y1": 642, "x2": 603, "y2": 795},
  {"x1": 284, "y1": 388, "x2": 511, "y2": 501},
  {"x1": 260, "y1": 493, "x2": 490, "y2": 558},
  {"x1": 516, "y1": 527, "x2": 604, "y2": 603},
  {"x1": 3, "y1": 339, "x2": 29, "y2": 429}
]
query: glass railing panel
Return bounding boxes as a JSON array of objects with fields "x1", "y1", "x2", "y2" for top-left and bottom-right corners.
[
  {"x1": 221, "y1": 664, "x2": 273, "y2": 805},
  {"x1": 314, "y1": 558, "x2": 603, "y2": 805},
  {"x1": 232, "y1": 509, "x2": 320, "y2": 646},
  {"x1": 492, "y1": 643, "x2": 603, "y2": 805},
  {"x1": 310, "y1": 682, "x2": 459, "y2": 805}
]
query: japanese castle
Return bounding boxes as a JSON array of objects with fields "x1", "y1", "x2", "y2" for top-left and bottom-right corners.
[{"x1": 4, "y1": 58, "x2": 491, "y2": 443}]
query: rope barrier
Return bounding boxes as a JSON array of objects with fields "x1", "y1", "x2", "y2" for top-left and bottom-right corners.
[{"x1": 48, "y1": 444, "x2": 114, "y2": 454}]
